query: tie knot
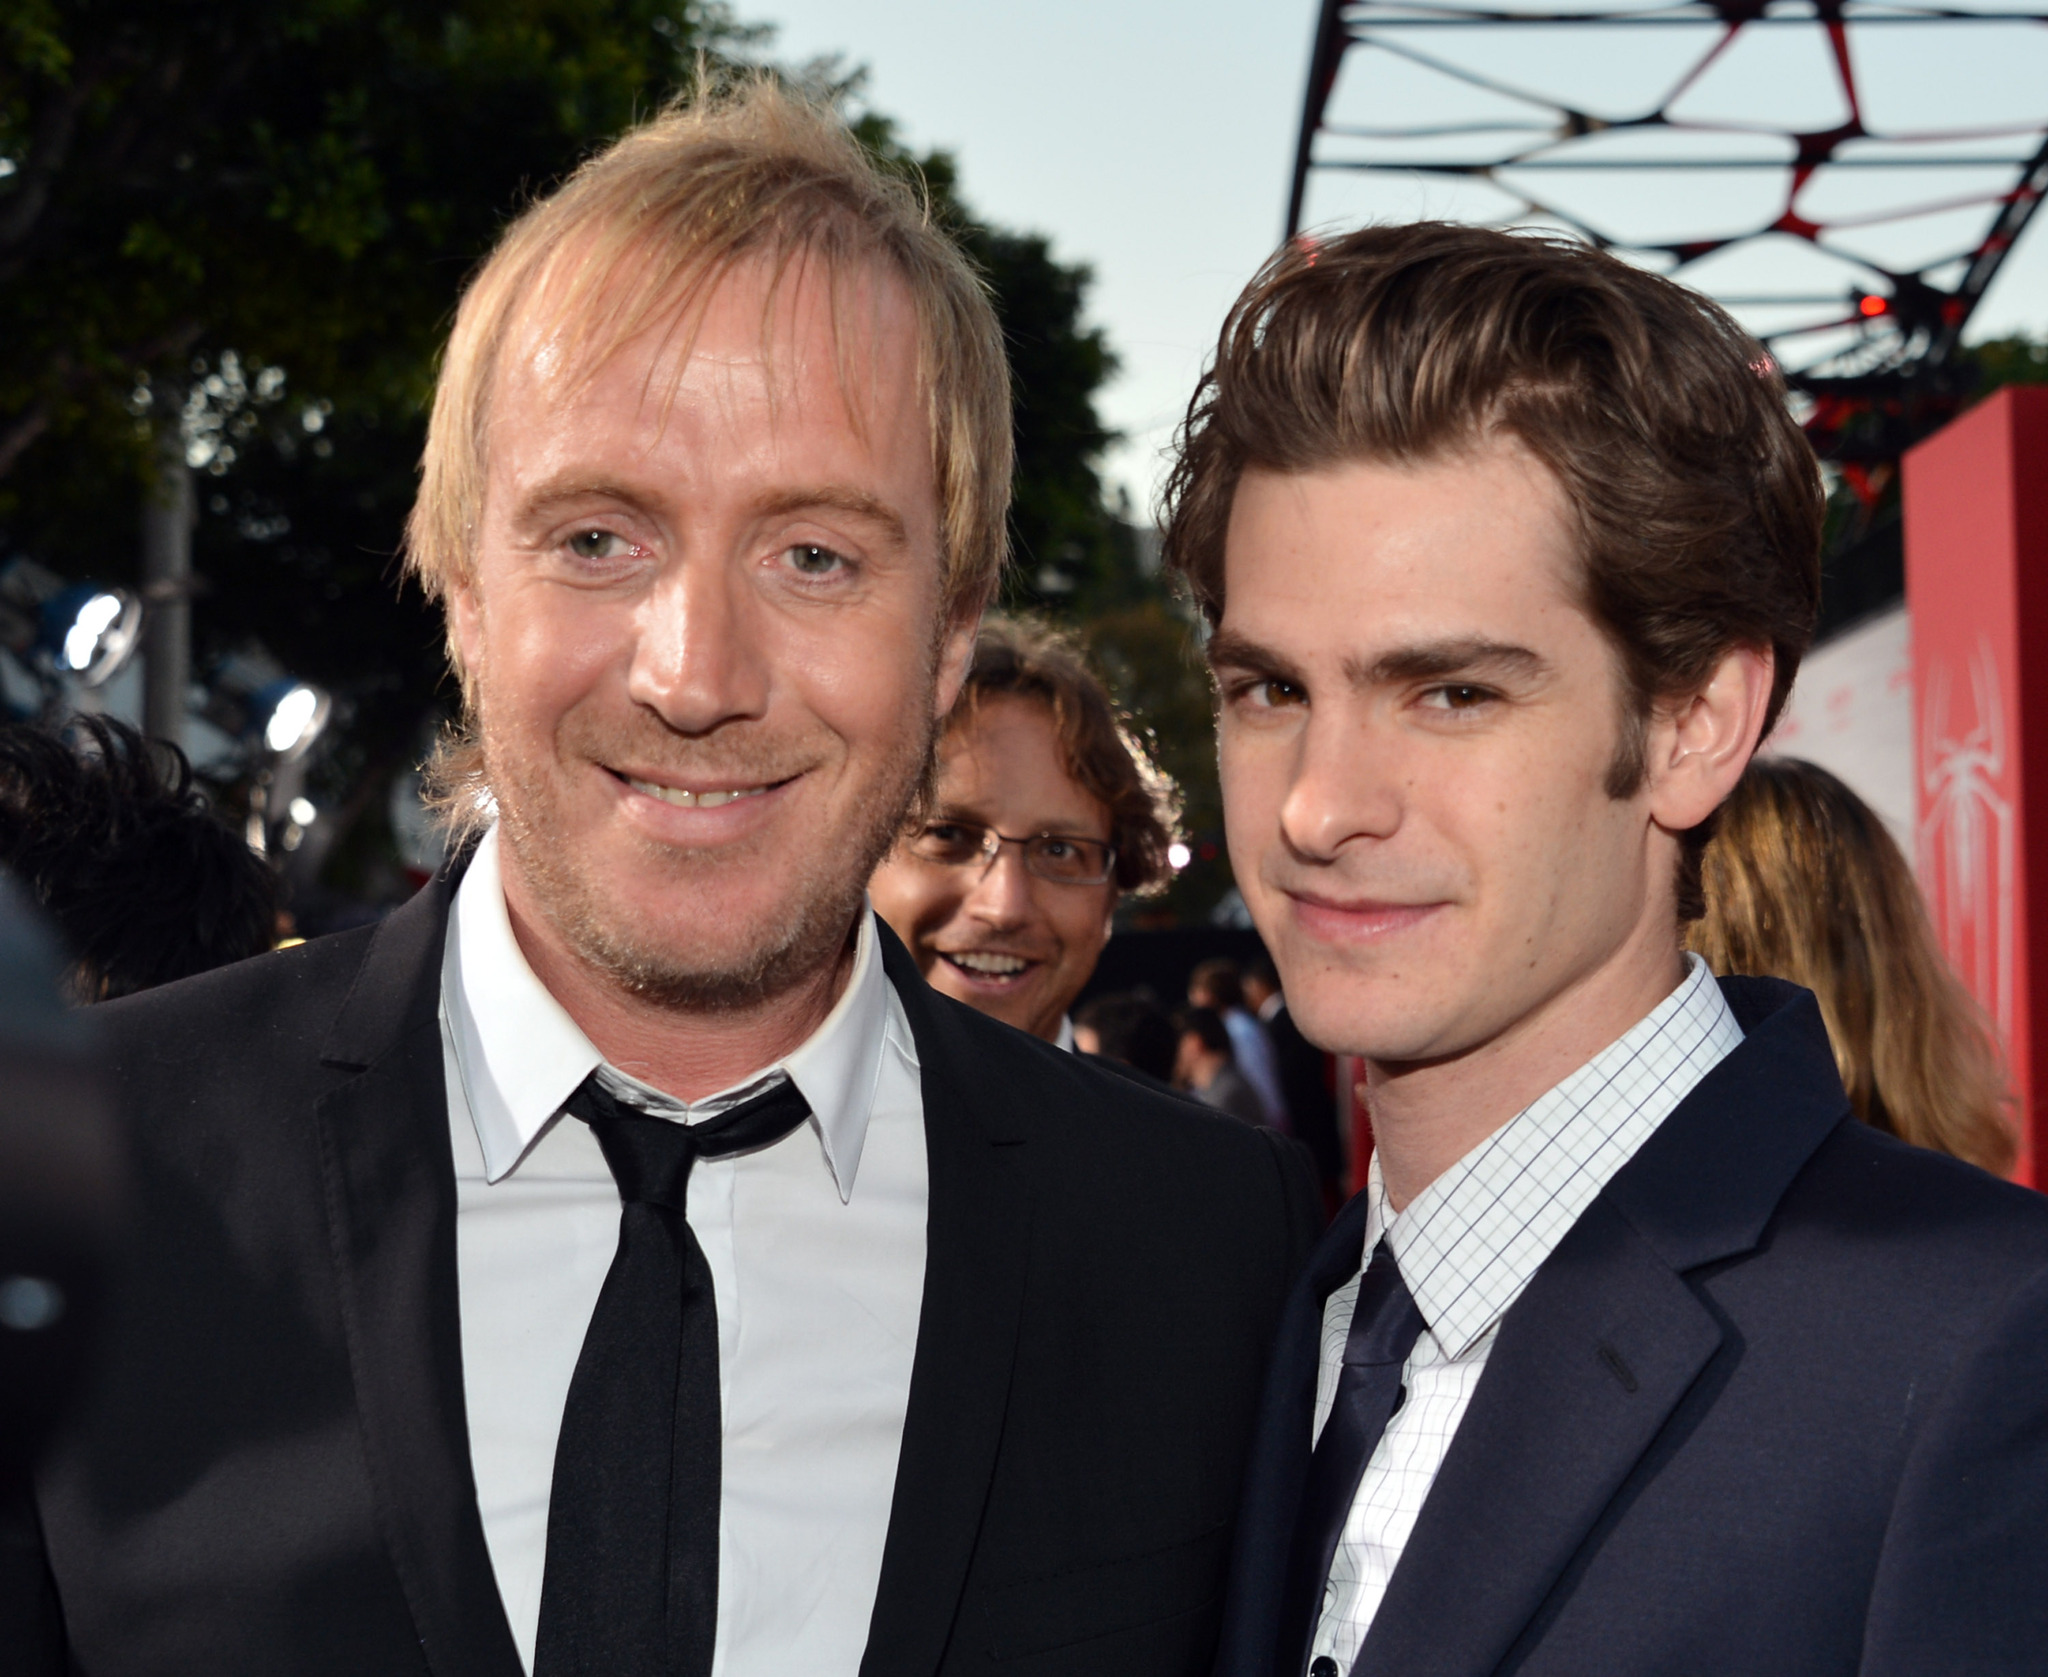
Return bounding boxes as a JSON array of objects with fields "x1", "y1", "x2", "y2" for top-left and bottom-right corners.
[
  {"x1": 1343, "y1": 1237, "x2": 1427, "y2": 1370},
  {"x1": 563, "y1": 1072, "x2": 814, "y2": 1212}
]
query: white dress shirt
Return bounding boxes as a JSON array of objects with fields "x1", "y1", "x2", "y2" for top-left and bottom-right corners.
[
  {"x1": 440, "y1": 825, "x2": 929, "y2": 1677},
  {"x1": 1308, "y1": 956, "x2": 1744, "y2": 1670}
]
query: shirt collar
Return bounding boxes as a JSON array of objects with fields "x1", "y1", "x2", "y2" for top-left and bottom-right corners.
[
  {"x1": 1367, "y1": 955, "x2": 1744, "y2": 1359},
  {"x1": 1055, "y1": 1014, "x2": 1076, "y2": 1053},
  {"x1": 441, "y1": 823, "x2": 892, "y2": 1200}
]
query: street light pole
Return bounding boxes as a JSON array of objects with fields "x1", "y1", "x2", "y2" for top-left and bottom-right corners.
[{"x1": 140, "y1": 393, "x2": 193, "y2": 748}]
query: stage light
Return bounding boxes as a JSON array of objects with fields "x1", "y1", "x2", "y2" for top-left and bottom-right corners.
[
  {"x1": 1167, "y1": 841, "x2": 1192, "y2": 871},
  {"x1": 1858, "y1": 294, "x2": 1889, "y2": 318},
  {"x1": 288, "y1": 797, "x2": 316, "y2": 827},
  {"x1": 41, "y1": 584, "x2": 142, "y2": 688},
  {"x1": 252, "y1": 680, "x2": 331, "y2": 760}
]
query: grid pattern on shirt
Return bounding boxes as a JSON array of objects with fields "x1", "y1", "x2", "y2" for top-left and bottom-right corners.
[{"x1": 1307, "y1": 958, "x2": 1745, "y2": 1672}]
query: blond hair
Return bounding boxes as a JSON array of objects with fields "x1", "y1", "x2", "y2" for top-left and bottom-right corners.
[
  {"x1": 1688, "y1": 757, "x2": 2016, "y2": 1174},
  {"x1": 405, "y1": 73, "x2": 1011, "y2": 665}
]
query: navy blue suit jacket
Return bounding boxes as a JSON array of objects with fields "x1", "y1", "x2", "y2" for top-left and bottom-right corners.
[{"x1": 1215, "y1": 976, "x2": 2048, "y2": 1677}]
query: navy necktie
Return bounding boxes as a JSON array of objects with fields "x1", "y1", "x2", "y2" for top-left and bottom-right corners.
[
  {"x1": 533, "y1": 1071, "x2": 812, "y2": 1677},
  {"x1": 1279, "y1": 1236, "x2": 1427, "y2": 1677}
]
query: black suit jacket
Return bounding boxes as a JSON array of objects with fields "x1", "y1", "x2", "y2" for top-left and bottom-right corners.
[
  {"x1": 5, "y1": 868, "x2": 1320, "y2": 1676},
  {"x1": 1216, "y1": 977, "x2": 2048, "y2": 1677}
]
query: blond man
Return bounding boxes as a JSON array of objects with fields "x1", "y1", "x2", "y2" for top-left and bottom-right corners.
[{"x1": 10, "y1": 86, "x2": 1317, "y2": 1677}]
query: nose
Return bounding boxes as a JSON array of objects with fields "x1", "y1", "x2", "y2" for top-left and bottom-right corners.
[
  {"x1": 625, "y1": 552, "x2": 770, "y2": 736},
  {"x1": 961, "y1": 843, "x2": 1038, "y2": 932},
  {"x1": 1279, "y1": 702, "x2": 1403, "y2": 862}
]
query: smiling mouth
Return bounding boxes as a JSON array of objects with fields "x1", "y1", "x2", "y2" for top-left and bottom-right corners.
[
  {"x1": 617, "y1": 773, "x2": 781, "y2": 809},
  {"x1": 940, "y1": 951, "x2": 1039, "y2": 981},
  {"x1": 1286, "y1": 889, "x2": 1447, "y2": 938}
]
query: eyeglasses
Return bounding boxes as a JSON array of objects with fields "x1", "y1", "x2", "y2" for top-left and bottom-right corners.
[{"x1": 908, "y1": 819, "x2": 1117, "y2": 887}]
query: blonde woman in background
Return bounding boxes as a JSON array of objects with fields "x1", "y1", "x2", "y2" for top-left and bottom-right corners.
[{"x1": 1689, "y1": 755, "x2": 2016, "y2": 1174}]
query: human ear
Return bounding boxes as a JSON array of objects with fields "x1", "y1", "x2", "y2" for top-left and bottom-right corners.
[
  {"x1": 448, "y1": 578, "x2": 485, "y2": 679},
  {"x1": 1645, "y1": 644, "x2": 1774, "y2": 835}
]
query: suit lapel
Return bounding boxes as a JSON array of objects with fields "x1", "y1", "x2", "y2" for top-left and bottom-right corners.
[
  {"x1": 1356, "y1": 979, "x2": 1853, "y2": 1677},
  {"x1": 1355, "y1": 1197, "x2": 1721, "y2": 1677},
  {"x1": 860, "y1": 923, "x2": 1035, "y2": 1677},
  {"x1": 315, "y1": 867, "x2": 523, "y2": 1677}
]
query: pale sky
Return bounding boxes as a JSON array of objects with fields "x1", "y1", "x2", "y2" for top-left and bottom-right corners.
[{"x1": 754, "y1": 0, "x2": 2048, "y2": 519}]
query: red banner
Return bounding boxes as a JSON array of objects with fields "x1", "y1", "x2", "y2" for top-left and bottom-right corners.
[{"x1": 1904, "y1": 386, "x2": 2048, "y2": 1187}]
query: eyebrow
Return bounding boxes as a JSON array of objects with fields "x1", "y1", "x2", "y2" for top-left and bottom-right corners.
[
  {"x1": 752, "y1": 486, "x2": 909, "y2": 549},
  {"x1": 1352, "y1": 638, "x2": 1550, "y2": 687},
  {"x1": 514, "y1": 476, "x2": 651, "y2": 523},
  {"x1": 512, "y1": 478, "x2": 911, "y2": 550},
  {"x1": 1207, "y1": 629, "x2": 1549, "y2": 688},
  {"x1": 1206, "y1": 629, "x2": 1303, "y2": 681}
]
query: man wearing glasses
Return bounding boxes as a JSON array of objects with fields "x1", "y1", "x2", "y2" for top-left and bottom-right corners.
[{"x1": 871, "y1": 617, "x2": 1178, "y2": 1047}]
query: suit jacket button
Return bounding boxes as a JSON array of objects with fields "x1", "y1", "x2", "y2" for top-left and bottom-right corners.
[{"x1": 1311, "y1": 1659, "x2": 1340, "y2": 1677}]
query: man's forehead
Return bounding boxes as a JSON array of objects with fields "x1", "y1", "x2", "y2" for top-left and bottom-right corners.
[
  {"x1": 492, "y1": 247, "x2": 922, "y2": 431},
  {"x1": 1223, "y1": 452, "x2": 1585, "y2": 630}
]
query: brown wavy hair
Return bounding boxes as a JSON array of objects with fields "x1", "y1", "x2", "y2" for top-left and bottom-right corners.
[
  {"x1": 1159, "y1": 222, "x2": 1824, "y2": 918},
  {"x1": 946, "y1": 617, "x2": 1182, "y2": 896},
  {"x1": 1687, "y1": 756, "x2": 2016, "y2": 1174}
]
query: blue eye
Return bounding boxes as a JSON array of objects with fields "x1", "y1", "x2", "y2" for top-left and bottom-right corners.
[
  {"x1": 567, "y1": 529, "x2": 630, "y2": 561},
  {"x1": 785, "y1": 544, "x2": 848, "y2": 576}
]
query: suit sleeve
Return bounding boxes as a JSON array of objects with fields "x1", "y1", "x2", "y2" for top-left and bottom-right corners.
[
  {"x1": 1860, "y1": 1258, "x2": 2048, "y2": 1676},
  {"x1": 0, "y1": 1473, "x2": 66, "y2": 1673},
  {"x1": 1255, "y1": 1126, "x2": 1329, "y2": 1268}
]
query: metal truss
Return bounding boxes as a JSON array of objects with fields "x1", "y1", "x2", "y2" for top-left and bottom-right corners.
[{"x1": 1285, "y1": 0, "x2": 2048, "y2": 465}]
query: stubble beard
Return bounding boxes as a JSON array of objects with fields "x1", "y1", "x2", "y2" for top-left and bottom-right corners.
[{"x1": 484, "y1": 691, "x2": 940, "y2": 1016}]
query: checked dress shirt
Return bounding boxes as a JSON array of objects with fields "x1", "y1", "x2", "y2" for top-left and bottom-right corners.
[{"x1": 1306, "y1": 955, "x2": 1744, "y2": 1673}]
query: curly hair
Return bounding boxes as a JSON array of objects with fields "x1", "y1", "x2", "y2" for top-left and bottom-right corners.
[
  {"x1": 948, "y1": 617, "x2": 1182, "y2": 895},
  {"x1": 0, "y1": 718, "x2": 276, "y2": 1000}
]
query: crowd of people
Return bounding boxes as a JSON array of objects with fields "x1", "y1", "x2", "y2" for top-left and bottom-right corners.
[{"x1": 3, "y1": 73, "x2": 2043, "y2": 1677}]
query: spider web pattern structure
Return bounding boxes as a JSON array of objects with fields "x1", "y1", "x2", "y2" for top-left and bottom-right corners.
[{"x1": 1285, "y1": 0, "x2": 2048, "y2": 463}]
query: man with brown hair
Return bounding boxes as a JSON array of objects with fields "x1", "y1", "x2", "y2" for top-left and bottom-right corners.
[
  {"x1": 1169, "y1": 223, "x2": 2048, "y2": 1676},
  {"x1": 6, "y1": 84, "x2": 1318, "y2": 1677},
  {"x1": 870, "y1": 615, "x2": 1178, "y2": 1047}
]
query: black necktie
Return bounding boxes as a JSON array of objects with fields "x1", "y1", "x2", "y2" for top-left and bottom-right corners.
[
  {"x1": 533, "y1": 1071, "x2": 813, "y2": 1677},
  {"x1": 1279, "y1": 1236, "x2": 1428, "y2": 1677}
]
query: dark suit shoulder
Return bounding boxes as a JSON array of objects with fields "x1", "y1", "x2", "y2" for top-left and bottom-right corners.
[
  {"x1": 917, "y1": 988, "x2": 1323, "y2": 1260},
  {"x1": 935, "y1": 988, "x2": 1275, "y2": 1156},
  {"x1": 90, "y1": 925, "x2": 387, "y2": 1152},
  {"x1": 1785, "y1": 1116, "x2": 2048, "y2": 1299},
  {"x1": 98, "y1": 922, "x2": 378, "y2": 1058}
]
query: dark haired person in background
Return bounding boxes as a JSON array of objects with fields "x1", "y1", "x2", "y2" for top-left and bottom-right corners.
[
  {"x1": 0, "y1": 717, "x2": 276, "y2": 999},
  {"x1": 1168, "y1": 221, "x2": 2048, "y2": 1675},
  {"x1": 871, "y1": 615, "x2": 1180, "y2": 1046},
  {"x1": 1187, "y1": 956, "x2": 1282, "y2": 1122},
  {"x1": 1173, "y1": 1005, "x2": 1269, "y2": 1125},
  {"x1": 1073, "y1": 991, "x2": 1180, "y2": 1086},
  {"x1": 1243, "y1": 959, "x2": 1345, "y2": 1205}
]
